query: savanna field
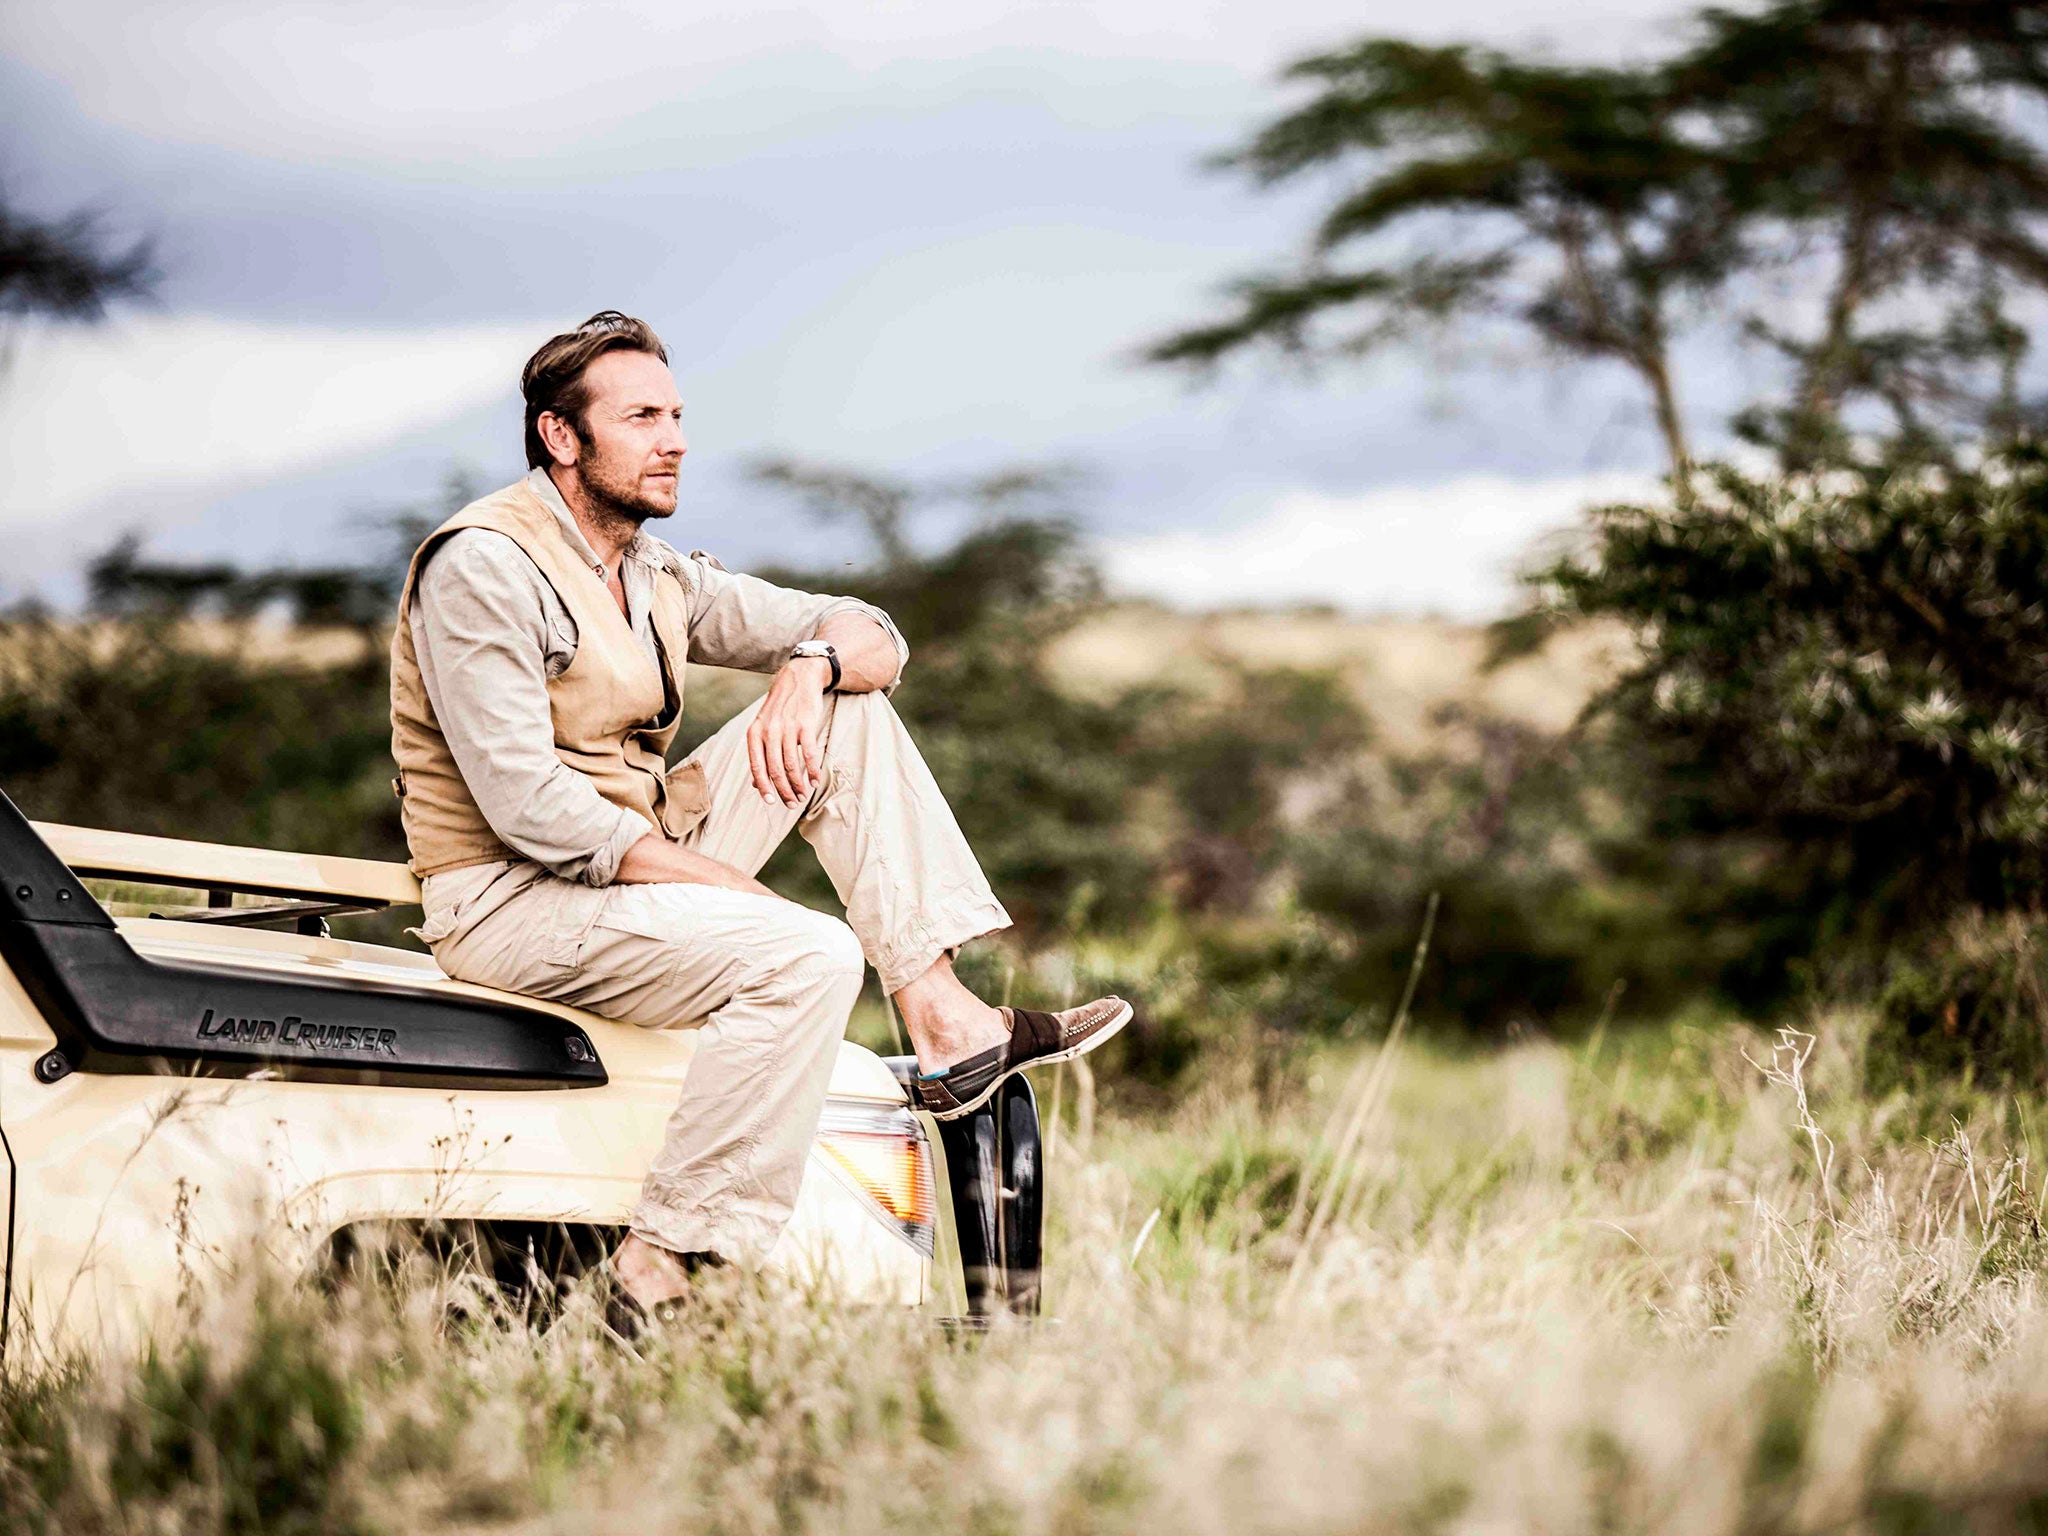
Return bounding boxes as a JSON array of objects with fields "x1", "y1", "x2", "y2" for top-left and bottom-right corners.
[
  {"x1": 11, "y1": 999, "x2": 2048, "y2": 1533},
  {"x1": 5, "y1": 495, "x2": 2002, "y2": 1524},
  {"x1": 3, "y1": 446, "x2": 2046, "y2": 1532},
  {"x1": 18, "y1": 1, "x2": 2048, "y2": 1528}
]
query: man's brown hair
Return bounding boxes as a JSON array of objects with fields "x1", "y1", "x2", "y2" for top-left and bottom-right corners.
[{"x1": 521, "y1": 310, "x2": 670, "y2": 470}]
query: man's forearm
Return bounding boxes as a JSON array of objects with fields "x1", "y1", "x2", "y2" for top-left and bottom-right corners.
[
  {"x1": 615, "y1": 834, "x2": 777, "y2": 897},
  {"x1": 810, "y1": 611, "x2": 899, "y2": 692},
  {"x1": 617, "y1": 618, "x2": 896, "y2": 881}
]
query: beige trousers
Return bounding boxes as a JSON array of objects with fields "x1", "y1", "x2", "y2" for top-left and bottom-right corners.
[{"x1": 429, "y1": 691, "x2": 1012, "y2": 1260}]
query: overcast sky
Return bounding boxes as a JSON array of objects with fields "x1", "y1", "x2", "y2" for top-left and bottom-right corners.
[{"x1": 1, "y1": 0, "x2": 1704, "y2": 615}]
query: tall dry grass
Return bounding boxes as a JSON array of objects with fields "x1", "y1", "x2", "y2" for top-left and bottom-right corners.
[{"x1": 8, "y1": 1009, "x2": 2048, "y2": 1533}]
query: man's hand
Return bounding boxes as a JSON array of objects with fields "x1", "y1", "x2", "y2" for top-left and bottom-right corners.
[{"x1": 748, "y1": 657, "x2": 834, "y2": 807}]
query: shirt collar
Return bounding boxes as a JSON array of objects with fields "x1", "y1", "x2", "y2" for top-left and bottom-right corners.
[{"x1": 526, "y1": 467, "x2": 662, "y2": 573}]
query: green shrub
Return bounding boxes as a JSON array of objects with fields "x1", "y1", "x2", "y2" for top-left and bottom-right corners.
[
  {"x1": 110, "y1": 1301, "x2": 362, "y2": 1535},
  {"x1": 1869, "y1": 913, "x2": 2048, "y2": 1091},
  {"x1": 0, "y1": 619, "x2": 402, "y2": 863},
  {"x1": 1533, "y1": 452, "x2": 2048, "y2": 991},
  {"x1": 1289, "y1": 712, "x2": 1730, "y2": 1036}
]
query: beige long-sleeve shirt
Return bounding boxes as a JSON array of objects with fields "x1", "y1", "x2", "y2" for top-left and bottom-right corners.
[{"x1": 408, "y1": 469, "x2": 906, "y2": 939}]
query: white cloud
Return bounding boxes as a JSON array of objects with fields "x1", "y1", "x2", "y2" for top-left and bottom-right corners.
[
  {"x1": 8, "y1": 0, "x2": 1698, "y2": 167},
  {"x1": 1099, "y1": 472, "x2": 1662, "y2": 619},
  {"x1": 0, "y1": 315, "x2": 537, "y2": 542}
]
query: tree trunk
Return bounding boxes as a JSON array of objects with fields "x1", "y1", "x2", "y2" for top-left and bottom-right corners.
[
  {"x1": 1788, "y1": 23, "x2": 1909, "y2": 465},
  {"x1": 1642, "y1": 347, "x2": 1693, "y2": 499},
  {"x1": 1562, "y1": 214, "x2": 1694, "y2": 498},
  {"x1": 1792, "y1": 206, "x2": 1875, "y2": 459}
]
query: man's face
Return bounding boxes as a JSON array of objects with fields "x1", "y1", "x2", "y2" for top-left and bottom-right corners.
[{"x1": 550, "y1": 349, "x2": 687, "y2": 520}]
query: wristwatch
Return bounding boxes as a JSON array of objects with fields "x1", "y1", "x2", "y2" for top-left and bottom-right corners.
[{"x1": 790, "y1": 639, "x2": 842, "y2": 692}]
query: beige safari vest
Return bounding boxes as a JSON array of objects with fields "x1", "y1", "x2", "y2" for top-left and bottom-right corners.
[{"x1": 389, "y1": 479, "x2": 702, "y2": 877}]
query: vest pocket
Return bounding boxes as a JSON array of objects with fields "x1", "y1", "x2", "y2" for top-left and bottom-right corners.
[{"x1": 542, "y1": 614, "x2": 578, "y2": 679}]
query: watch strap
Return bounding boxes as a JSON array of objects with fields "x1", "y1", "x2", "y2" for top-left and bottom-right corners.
[{"x1": 793, "y1": 641, "x2": 842, "y2": 692}]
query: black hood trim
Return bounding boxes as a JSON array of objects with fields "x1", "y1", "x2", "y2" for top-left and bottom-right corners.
[{"x1": 0, "y1": 792, "x2": 605, "y2": 1092}]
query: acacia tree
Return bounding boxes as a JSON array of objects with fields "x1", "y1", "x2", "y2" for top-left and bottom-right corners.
[
  {"x1": 747, "y1": 457, "x2": 1088, "y2": 578},
  {"x1": 749, "y1": 459, "x2": 917, "y2": 572},
  {"x1": 1147, "y1": 41, "x2": 1738, "y2": 485},
  {"x1": 1153, "y1": 1, "x2": 2048, "y2": 476},
  {"x1": 1685, "y1": 0, "x2": 2048, "y2": 467}
]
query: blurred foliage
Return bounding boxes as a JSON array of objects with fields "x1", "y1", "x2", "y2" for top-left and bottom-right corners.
[
  {"x1": 1147, "y1": 665, "x2": 1370, "y2": 914},
  {"x1": 1290, "y1": 717, "x2": 1702, "y2": 1033},
  {"x1": 1516, "y1": 447, "x2": 2048, "y2": 1079},
  {"x1": 1535, "y1": 452, "x2": 2048, "y2": 948},
  {"x1": 0, "y1": 620, "x2": 402, "y2": 862},
  {"x1": 1871, "y1": 911, "x2": 2048, "y2": 1091},
  {"x1": 1154, "y1": 0, "x2": 2048, "y2": 478},
  {"x1": 0, "y1": 190, "x2": 153, "y2": 323}
]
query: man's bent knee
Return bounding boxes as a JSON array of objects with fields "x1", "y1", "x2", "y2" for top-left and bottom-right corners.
[
  {"x1": 763, "y1": 916, "x2": 863, "y2": 1045},
  {"x1": 802, "y1": 914, "x2": 865, "y2": 981},
  {"x1": 826, "y1": 687, "x2": 899, "y2": 743},
  {"x1": 735, "y1": 908, "x2": 864, "y2": 988}
]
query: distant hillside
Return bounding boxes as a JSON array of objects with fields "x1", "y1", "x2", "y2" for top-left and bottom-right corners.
[{"x1": 1047, "y1": 605, "x2": 1627, "y2": 752}]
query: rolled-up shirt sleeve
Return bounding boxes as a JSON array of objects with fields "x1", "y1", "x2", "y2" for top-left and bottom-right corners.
[
  {"x1": 676, "y1": 552, "x2": 908, "y2": 692},
  {"x1": 410, "y1": 533, "x2": 648, "y2": 885}
]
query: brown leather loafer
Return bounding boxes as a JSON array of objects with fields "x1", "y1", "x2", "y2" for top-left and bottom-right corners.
[
  {"x1": 911, "y1": 996, "x2": 1133, "y2": 1121},
  {"x1": 601, "y1": 1249, "x2": 724, "y2": 1343}
]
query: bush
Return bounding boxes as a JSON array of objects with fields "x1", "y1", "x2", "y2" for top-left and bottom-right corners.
[
  {"x1": 1287, "y1": 708, "x2": 1730, "y2": 1036},
  {"x1": 1869, "y1": 912, "x2": 2048, "y2": 1092},
  {"x1": 0, "y1": 619, "x2": 402, "y2": 862},
  {"x1": 1530, "y1": 450, "x2": 2048, "y2": 1002}
]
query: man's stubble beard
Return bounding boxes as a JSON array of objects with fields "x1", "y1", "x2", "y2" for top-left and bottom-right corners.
[{"x1": 575, "y1": 439, "x2": 678, "y2": 530}]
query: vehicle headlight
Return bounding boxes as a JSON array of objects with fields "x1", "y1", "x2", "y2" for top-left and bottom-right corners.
[{"x1": 815, "y1": 1098, "x2": 936, "y2": 1258}]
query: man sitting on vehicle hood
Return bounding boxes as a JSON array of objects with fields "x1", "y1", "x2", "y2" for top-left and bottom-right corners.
[{"x1": 388, "y1": 310, "x2": 1129, "y2": 1317}]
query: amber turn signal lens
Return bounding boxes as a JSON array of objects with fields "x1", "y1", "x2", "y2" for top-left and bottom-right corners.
[
  {"x1": 816, "y1": 1101, "x2": 938, "y2": 1257},
  {"x1": 820, "y1": 1134, "x2": 933, "y2": 1225}
]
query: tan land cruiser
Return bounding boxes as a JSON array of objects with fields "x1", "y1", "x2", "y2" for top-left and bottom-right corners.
[{"x1": 0, "y1": 789, "x2": 1041, "y2": 1350}]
